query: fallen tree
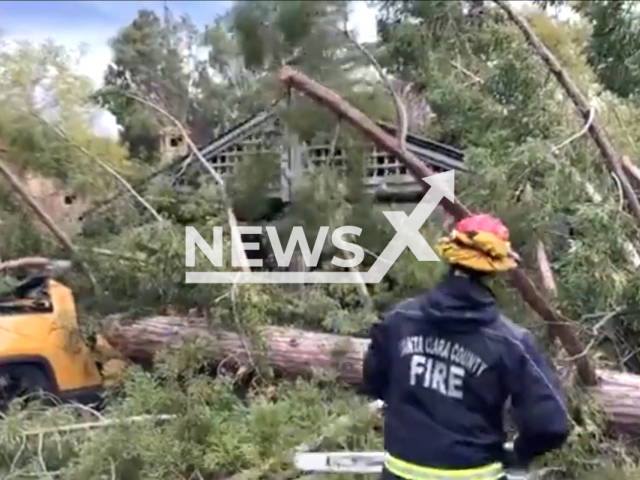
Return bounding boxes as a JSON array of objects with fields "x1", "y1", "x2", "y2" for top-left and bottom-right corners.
[
  {"x1": 276, "y1": 66, "x2": 597, "y2": 387},
  {"x1": 106, "y1": 316, "x2": 640, "y2": 438},
  {"x1": 106, "y1": 316, "x2": 368, "y2": 384}
]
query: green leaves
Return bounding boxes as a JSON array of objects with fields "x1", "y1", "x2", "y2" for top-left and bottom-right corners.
[
  {"x1": 582, "y1": 1, "x2": 640, "y2": 99},
  {"x1": 231, "y1": 1, "x2": 350, "y2": 72},
  {"x1": 96, "y1": 9, "x2": 199, "y2": 164}
]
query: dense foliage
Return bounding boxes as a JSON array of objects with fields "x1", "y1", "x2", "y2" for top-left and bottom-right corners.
[{"x1": 2, "y1": 1, "x2": 640, "y2": 478}]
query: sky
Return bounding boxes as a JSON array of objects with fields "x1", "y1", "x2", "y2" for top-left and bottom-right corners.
[{"x1": 0, "y1": 1, "x2": 380, "y2": 139}]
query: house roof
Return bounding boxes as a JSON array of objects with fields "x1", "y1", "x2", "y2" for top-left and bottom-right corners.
[
  {"x1": 82, "y1": 105, "x2": 468, "y2": 218},
  {"x1": 181, "y1": 109, "x2": 468, "y2": 173}
]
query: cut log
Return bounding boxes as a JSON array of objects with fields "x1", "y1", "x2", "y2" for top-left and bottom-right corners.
[
  {"x1": 277, "y1": 66, "x2": 597, "y2": 386},
  {"x1": 105, "y1": 316, "x2": 369, "y2": 385},
  {"x1": 106, "y1": 316, "x2": 640, "y2": 437}
]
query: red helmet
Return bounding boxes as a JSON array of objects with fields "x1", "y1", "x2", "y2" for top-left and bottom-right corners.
[{"x1": 453, "y1": 214, "x2": 510, "y2": 242}]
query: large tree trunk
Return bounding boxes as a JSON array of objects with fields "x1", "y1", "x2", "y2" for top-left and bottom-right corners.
[
  {"x1": 105, "y1": 317, "x2": 368, "y2": 384},
  {"x1": 106, "y1": 316, "x2": 640, "y2": 438}
]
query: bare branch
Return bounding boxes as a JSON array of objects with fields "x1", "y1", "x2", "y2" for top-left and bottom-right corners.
[
  {"x1": 449, "y1": 60, "x2": 484, "y2": 84},
  {"x1": 125, "y1": 92, "x2": 251, "y2": 273},
  {"x1": 23, "y1": 414, "x2": 176, "y2": 436},
  {"x1": 0, "y1": 156, "x2": 98, "y2": 291},
  {"x1": 327, "y1": 122, "x2": 341, "y2": 167},
  {"x1": 535, "y1": 241, "x2": 557, "y2": 298},
  {"x1": 621, "y1": 156, "x2": 640, "y2": 186},
  {"x1": 338, "y1": 25, "x2": 409, "y2": 153},
  {"x1": 31, "y1": 114, "x2": 164, "y2": 223},
  {"x1": 535, "y1": 240, "x2": 560, "y2": 346},
  {"x1": 0, "y1": 257, "x2": 51, "y2": 272},
  {"x1": 567, "y1": 308, "x2": 623, "y2": 361},
  {"x1": 550, "y1": 106, "x2": 594, "y2": 154}
]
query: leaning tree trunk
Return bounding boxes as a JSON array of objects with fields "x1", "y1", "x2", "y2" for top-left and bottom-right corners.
[{"x1": 106, "y1": 316, "x2": 640, "y2": 438}]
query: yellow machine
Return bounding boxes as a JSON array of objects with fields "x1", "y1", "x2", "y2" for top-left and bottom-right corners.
[{"x1": 0, "y1": 266, "x2": 127, "y2": 407}]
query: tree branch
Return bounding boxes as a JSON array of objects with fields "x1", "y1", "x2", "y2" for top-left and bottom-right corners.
[
  {"x1": 0, "y1": 156, "x2": 98, "y2": 291},
  {"x1": 338, "y1": 25, "x2": 409, "y2": 153},
  {"x1": 494, "y1": 0, "x2": 640, "y2": 227},
  {"x1": 23, "y1": 414, "x2": 176, "y2": 436},
  {"x1": 125, "y1": 92, "x2": 251, "y2": 273},
  {"x1": 30, "y1": 114, "x2": 164, "y2": 223},
  {"x1": 535, "y1": 240, "x2": 557, "y2": 298},
  {"x1": 535, "y1": 240, "x2": 560, "y2": 345},
  {"x1": 0, "y1": 257, "x2": 51, "y2": 272},
  {"x1": 621, "y1": 156, "x2": 640, "y2": 188}
]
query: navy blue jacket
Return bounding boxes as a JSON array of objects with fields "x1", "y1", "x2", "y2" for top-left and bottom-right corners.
[{"x1": 363, "y1": 271, "x2": 569, "y2": 470}]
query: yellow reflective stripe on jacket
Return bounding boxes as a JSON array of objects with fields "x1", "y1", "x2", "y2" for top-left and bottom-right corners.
[{"x1": 385, "y1": 454, "x2": 504, "y2": 480}]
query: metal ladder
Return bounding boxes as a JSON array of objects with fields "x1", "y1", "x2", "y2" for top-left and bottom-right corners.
[
  {"x1": 292, "y1": 400, "x2": 529, "y2": 479},
  {"x1": 294, "y1": 451, "x2": 528, "y2": 479}
]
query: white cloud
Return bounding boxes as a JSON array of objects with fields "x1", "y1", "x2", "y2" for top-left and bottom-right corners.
[
  {"x1": 76, "y1": 44, "x2": 114, "y2": 87},
  {"x1": 71, "y1": 42, "x2": 118, "y2": 139},
  {"x1": 349, "y1": 2, "x2": 379, "y2": 44},
  {"x1": 91, "y1": 109, "x2": 121, "y2": 138},
  {"x1": 79, "y1": 48, "x2": 120, "y2": 140},
  {"x1": 3, "y1": 28, "x2": 119, "y2": 139}
]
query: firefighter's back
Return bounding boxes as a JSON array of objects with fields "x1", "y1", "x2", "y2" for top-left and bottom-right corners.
[
  {"x1": 364, "y1": 271, "x2": 568, "y2": 480},
  {"x1": 381, "y1": 274, "x2": 511, "y2": 471}
]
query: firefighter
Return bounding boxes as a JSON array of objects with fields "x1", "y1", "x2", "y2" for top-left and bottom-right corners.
[{"x1": 363, "y1": 214, "x2": 569, "y2": 480}]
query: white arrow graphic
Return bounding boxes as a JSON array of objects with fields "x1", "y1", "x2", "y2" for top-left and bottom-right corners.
[{"x1": 363, "y1": 170, "x2": 455, "y2": 283}]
